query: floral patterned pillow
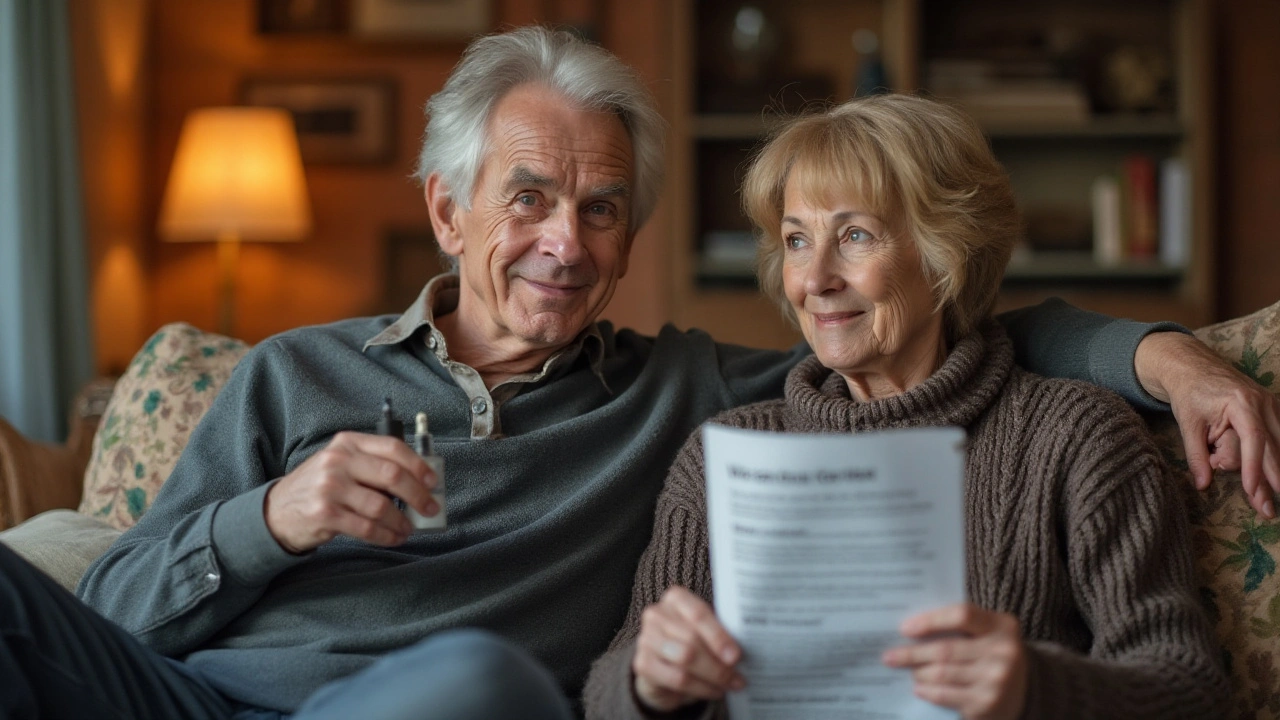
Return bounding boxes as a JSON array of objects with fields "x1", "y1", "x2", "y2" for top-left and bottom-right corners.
[
  {"x1": 78, "y1": 323, "x2": 249, "y2": 530},
  {"x1": 1148, "y1": 300, "x2": 1280, "y2": 719}
]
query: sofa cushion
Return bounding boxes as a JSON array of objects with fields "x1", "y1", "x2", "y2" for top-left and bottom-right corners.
[
  {"x1": 1147, "y1": 300, "x2": 1280, "y2": 718},
  {"x1": 0, "y1": 509, "x2": 123, "y2": 592},
  {"x1": 78, "y1": 323, "x2": 249, "y2": 531}
]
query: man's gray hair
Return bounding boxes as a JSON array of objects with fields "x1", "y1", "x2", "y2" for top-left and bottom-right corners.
[{"x1": 415, "y1": 26, "x2": 666, "y2": 235}]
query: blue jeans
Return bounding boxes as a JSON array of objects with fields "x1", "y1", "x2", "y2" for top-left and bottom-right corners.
[{"x1": 0, "y1": 544, "x2": 574, "y2": 720}]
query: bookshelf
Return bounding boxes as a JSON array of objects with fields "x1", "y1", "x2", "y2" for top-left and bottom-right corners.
[{"x1": 665, "y1": 0, "x2": 1214, "y2": 349}]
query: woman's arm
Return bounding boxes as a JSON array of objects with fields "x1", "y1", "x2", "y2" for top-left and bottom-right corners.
[
  {"x1": 582, "y1": 430, "x2": 726, "y2": 720},
  {"x1": 1024, "y1": 390, "x2": 1230, "y2": 719}
]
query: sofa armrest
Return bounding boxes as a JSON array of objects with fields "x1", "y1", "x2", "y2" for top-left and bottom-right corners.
[{"x1": 0, "y1": 378, "x2": 115, "y2": 530}]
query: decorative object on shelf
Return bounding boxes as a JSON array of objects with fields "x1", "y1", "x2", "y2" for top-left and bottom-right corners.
[
  {"x1": 241, "y1": 77, "x2": 395, "y2": 164},
  {"x1": 381, "y1": 227, "x2": 445, "y2": 314},
  {"x1": 256, "y1": 0, "x2": 348, "y2": 35},
  {"x1": 1098, "y1": 46, "x2": 1173, "y2": 114},
  {"x1": 726, "y1": 4, "x2": 779, "y2": 83},
  {"x1": 851, "y1": 28, "x2": 889, "y2": 96},
  {"x1": 696, "y1": 2, "x2": 831, "y2": 114},
  {"x1": 158, "y1": 108, "x2": 311, "y2": 336},
  {"x1": 349, "y1": 0, "x2": 490, "y2": 41}
]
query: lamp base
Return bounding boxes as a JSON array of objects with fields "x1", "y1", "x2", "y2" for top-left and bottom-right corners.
[{"x1": 216, "y1": 233, "x2": 240, "y2": 337}]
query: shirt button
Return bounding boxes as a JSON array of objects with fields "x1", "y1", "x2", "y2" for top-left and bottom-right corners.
[
  {"x1": 204, "y1": 572, "x2": 219, "y2": 583},
  {"x1": 471, "y1": 397, "x2": 488, "y2": 415},
  {"x1": 426, "y1": 335, "x2": 438, "y2": 350}
]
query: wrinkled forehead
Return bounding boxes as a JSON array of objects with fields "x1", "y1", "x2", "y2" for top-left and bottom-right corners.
[
  {"x1": 484, "y1": 86, "x2": 634, "y2": 188},
  {"x1": 781, "y1": 145, "x2": 891, "y2": 222}
]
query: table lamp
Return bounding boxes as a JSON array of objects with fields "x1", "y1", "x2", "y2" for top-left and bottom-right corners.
[{"x1": 158, "y1": 107, "x2": 311, "y2": 336}]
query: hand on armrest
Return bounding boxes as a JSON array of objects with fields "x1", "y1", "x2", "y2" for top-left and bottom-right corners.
[{"x1": 1135, "y1": 331, "x2": 1280, "y2": 517}]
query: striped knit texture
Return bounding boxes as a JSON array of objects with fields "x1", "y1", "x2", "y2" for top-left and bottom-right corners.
[{"x1": 583, "y1": 319, "x2": 1230, "y2": 720}]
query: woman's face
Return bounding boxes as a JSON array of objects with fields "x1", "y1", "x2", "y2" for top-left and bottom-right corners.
[{"x1": 780, "y1": 177, "x2": 946, "y2": 396}]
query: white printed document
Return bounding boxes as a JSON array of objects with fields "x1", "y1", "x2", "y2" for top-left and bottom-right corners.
[{"x1": 704, "y1": 425, "x2": 967, "y2": 720}]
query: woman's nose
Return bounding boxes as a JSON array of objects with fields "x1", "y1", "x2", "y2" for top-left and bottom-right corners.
[{"x1": 804, "y1": 243, "x2": 846, "y2": 296}]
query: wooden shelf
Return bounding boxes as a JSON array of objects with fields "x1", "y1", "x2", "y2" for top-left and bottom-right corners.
[
  {"x1": 984, "y1": 115, "x2": 1185, "y2": 139},
  {"x1": 1003, "y1": 252, "x2": 1184, "y2": 285}
]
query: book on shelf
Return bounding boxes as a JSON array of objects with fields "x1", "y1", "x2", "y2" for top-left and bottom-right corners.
[
  {"x1": 927, "y1": 59, "x2": 1090, "y2": 126},
  {"x1": 1159, "y1": 157, "x2": 1190, "y2": 268},
  {"x1": 1089, "y1": 154, "x2": 1190, "y2": 268},
  {"x1": 1124, "y1": 155, "x2": 1158, "y2": 259},
  {"x1": 1092, "y1": 176, "x2": 1124, "y2": 265}
]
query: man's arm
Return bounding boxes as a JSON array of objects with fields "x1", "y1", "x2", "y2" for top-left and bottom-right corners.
[
  {"x1": 997, "y1": 297, "x2": 1280, "y2": 518},
  {"x1": 76, "y1": 341, "x2": 306, "y2": 655}
]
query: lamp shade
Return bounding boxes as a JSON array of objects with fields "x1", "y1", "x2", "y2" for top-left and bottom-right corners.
[{"x1": 158, "y1": 107, "x2": 311, "y2": 242}]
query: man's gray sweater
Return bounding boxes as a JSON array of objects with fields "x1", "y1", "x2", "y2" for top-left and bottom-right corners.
[{"x1": 75, "y1": 286, "x2": 1178, "y2": 712}]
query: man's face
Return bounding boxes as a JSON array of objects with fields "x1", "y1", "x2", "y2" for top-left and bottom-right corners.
[{"x1": 431, "y1": 84, "x2": 635, "y2": 357}]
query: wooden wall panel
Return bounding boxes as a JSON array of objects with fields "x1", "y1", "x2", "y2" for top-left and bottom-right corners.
[{"x1": 1217, "y1": 0, "x2": 1280, "y2": 319}]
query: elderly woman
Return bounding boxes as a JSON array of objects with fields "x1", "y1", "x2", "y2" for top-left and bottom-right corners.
[{"x1": 582, "y1": 94, "x2": 1229, "y2": 719}]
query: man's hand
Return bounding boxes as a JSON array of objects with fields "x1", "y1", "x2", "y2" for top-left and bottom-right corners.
[
  {"x1": 264, "y1": 432, "x2": 438, "y2": 553},
  {"x1": 1135, "y1": 331, "x2": 1280, "y2": 518},
  {"x1": 632, "y1": 586, "x2": 744, "y2": 713},
  {"x1": 883, "y1": 603, "x2": 1028, "y2": 720}
]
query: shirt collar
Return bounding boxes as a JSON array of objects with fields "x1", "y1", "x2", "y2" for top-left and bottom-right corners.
[{"x1": 363, "y1": 273, "x2": 608, "y2": 389}]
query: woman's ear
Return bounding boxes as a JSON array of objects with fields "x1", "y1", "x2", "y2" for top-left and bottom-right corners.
[{"x1": 425, "y1": 174, "x2": 464, "y2": 257}]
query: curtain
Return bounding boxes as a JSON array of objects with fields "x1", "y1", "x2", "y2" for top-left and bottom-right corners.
[{"x1": 0, "y1": 0, "x2": 93, "y2": 443}]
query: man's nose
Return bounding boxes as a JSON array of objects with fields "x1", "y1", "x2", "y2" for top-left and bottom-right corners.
[{"x1": 538, "y1": 211, "x2": 585, "y2": 265}]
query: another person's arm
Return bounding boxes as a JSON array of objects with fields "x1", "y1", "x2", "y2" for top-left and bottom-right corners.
[
  {"x1": 998, "y1": 297, "x2": 1280, "y2": 516},
  {"x1": 583, "y1": 430, "x2": 737, "y2": 720}
]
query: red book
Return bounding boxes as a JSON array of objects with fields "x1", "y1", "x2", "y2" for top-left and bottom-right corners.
[{"x1": 1124, "y1": 155, "x2": 1158, "y2": 259}]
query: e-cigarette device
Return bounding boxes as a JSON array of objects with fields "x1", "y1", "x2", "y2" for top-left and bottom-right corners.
[
  {"x1": 376, "y1": 400, "x2": 446, "y2": 532},
  {"x1": 405, "y1": 411, "x2": 447, "y2": 531}
]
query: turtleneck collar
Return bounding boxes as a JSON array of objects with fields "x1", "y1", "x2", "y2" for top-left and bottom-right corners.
[{"x1": 784, "y1": 318, "x2": 1014, "y2": 433}]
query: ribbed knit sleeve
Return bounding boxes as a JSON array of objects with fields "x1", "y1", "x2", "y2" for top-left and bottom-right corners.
[
  {"x1": 1016, "y1": 383, "x2": 1230, "y2": 719},
  {"x1": 583, "y1": 428, "x2": 727, "y2": 720}
]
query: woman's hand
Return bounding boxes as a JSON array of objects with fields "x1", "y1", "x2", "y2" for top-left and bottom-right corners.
[
  {"x1": 882, "y1": 603, "x2": 1028, "y2": 720},
  {"x1": 631, "y1": 586, "x2": 745, "y2": 713}
]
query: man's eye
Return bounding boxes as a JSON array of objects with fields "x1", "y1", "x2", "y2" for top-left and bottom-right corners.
[
  {"x1": 586, "y1": 203, "x2": 612, "y2": 216},
  {"x1": 516, "y1": 194, "x2": 538, "y2": 207}
]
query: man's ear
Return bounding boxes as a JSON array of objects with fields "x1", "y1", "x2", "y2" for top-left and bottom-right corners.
[{"x1": 425, "y1": 173, "x2": 464, "y2": 257}]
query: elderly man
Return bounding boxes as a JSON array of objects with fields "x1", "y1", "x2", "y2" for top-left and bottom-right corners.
[{"x1": 1, "y1": 26, "x2": 1277, "y2": 720}]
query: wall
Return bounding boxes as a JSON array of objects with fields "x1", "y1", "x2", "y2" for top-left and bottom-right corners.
[
  {"x1": 1217, "y1": 0, "x2": 1280, "y2": 319},
  {"x1": 70, "y1": 0, "x2": 152, "y2": 374}
]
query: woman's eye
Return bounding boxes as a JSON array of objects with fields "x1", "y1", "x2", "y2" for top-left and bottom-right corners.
[
  {"x1": 845, "y1": 227, "x2": 871, "y2": 243},
  {"x1": 785, "y1": 235, "x2": 805, "y2": 250}
]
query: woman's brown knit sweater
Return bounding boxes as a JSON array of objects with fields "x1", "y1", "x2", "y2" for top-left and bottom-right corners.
[{"x1": 583, "y1": 320, "x2": 1229, "y2": 720}]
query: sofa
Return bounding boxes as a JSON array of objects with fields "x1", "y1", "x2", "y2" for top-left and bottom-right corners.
[{"x1": 2, "y1": 306, "x2": 1279, "y2": 718}]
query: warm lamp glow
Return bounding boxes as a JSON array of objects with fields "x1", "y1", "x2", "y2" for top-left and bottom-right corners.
[
  {"x1": 159, "y1": 107, "x2": 310, "y2": 334},
  {"x1": 159, "y1": 107, "x2": 310, "y2": 242}
]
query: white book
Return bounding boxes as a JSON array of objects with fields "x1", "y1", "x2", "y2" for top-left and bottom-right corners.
[
  {"x1": 1092, "y1": 176, "x2": 1123, "y2": 265},
  {"x1": 1160, "y1": 158, "x2": 1191, "y2": 268}
]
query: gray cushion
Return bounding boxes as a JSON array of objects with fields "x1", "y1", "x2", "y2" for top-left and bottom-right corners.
[{"x1": 0, "y1": 509, "x2": 122, "y2": 592}]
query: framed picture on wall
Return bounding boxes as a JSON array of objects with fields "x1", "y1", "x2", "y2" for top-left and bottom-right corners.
[
  {"x1": 349, "y1": 0, "x2": 491, "y2": 41},
  {"x1": 241, "y1": 78, "x2": 396, "y2": 164},
  {"x1": 257, "y1": 0, "x2": 348, "y2": 34},
  {"x1": 382, "y1": 227, "x2": 445, "y2": 313}
]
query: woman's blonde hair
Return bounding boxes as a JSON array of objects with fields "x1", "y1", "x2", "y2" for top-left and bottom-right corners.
[{"x1": 742, "y1": 94, "x2": 1020, "y2": 341}]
